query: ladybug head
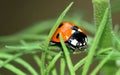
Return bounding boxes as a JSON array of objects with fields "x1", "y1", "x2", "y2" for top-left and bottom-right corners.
[{"x1": 66, "y1": 31, "x2": 87, "y2": 50}]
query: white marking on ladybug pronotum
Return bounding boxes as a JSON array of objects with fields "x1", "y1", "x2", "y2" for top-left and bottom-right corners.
[
  {"x1": 71, "y1": 39, "x2": 78, "y2": 46},
  {"x1": 78, "y1": 29, "x2": 82, "y2": 32}
]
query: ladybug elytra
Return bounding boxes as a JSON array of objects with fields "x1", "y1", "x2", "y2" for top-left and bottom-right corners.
[{"x1": 50, "y1": 22, "x2": 87, "y2": 51}]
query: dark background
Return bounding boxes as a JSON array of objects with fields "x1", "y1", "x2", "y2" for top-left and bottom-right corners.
[{"x1": 0, "y1": 0, "x2": 119, "y2": 36}]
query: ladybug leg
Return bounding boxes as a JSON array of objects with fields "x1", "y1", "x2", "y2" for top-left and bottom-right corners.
[
  {"x1": 49, "y1": 41, "x2": 62, "y2": 48},
  {"x1": 49, "y1": 41, "x2": 57, "y2": 45},
  {"x1": 65, "y1": 42, "x2": 76, "y2": 52}
]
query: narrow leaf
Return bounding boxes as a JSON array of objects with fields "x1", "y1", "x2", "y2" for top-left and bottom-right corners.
[
  {"x1": 45, "y1": 2, "x2": 74, "y2": 48},
  {"x1": 74, "y1": 57, "x2": 86, "y2": 71},
  {"x1": 0, "y1": 60, "x2": 26, "y2": 75},
  {"x1": 59, "y1": 33, "x2": 75, "y2": 75},
  {"x1": 92, "y1": 0, "x2": 113, "y2": 48},
  {"x1": 0, "y1": 53, "x2": 38, "y2": 75},
  {"x1": 82, "y1": 8, "x2": 109, "y2": 75},
  {"x1": 60, "y1": 57, "x2": 66, "y2": 75},
  {"x1": 46, "y1": 52, "x2": 61, "y2": 74},
  {"x1": 90, "y1": 51, "x2": 113, "y2": 75}
]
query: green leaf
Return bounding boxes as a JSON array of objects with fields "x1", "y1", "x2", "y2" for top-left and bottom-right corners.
[
  {"x1": 112, "y1": 31, "x2": 120, "y2": 51},
  {"x1": 96, "y1": 47, "x2": 112, "y2": 55},
  {"x1": 100, "y1": 61, "x2": 117, "y2": 75},
  {"x1": 0, "y1": 53, "x2": 38, "y2": 75},
  {"x1": 5, "y1": 45, "x2": 42, "y2": 50},
  {"x1": 0, "y1": 34, "x2": 47, "y2": 42},
  {"x1": 74, "y1": 57, "x2": 86, "y2": 71},
  {"x1": 45, "y1": 2, "x2": 74, "y2": 48},
  {"x1": 92, "y1": 0, "x2": 113, "y2": 48},
  {"x1": 59, "y1": 33, "x2": 75, "y2": 75},
  {"x1": 40, "y1": 3, "x2": 74, "y2": 75},
  {"x1": 60, "y1": 57, "x2": 66, "y2": 75},
  {"x1": 96, "y1": 51, "x2": 120, "y2": 60},
  {"x1": 116, "y1": 68, "x2": 120, "y2": 75},
  {"x1": 0, "y1": 60, "x2": 26, "y2": 75},
  {"x1": 0, "y1": 52, "x2": 25, "y2": 67},
  {"x1": 46, "y1": 52, "x2": 61, "y2": 74},
  {"x1": 5, "y1": 45, "x2": 58, "y2": 56},
  {"x1": 91, "y1": 51, "x2": 113, "y2": 75},
  {"x1": 82, "y1": 8, "x2": 109, "y2": 75},
  {"x1": 33, "y1": 55, "x2": 42, "y2": 74},
  {"x1": 51, "y1": 68, "x2": 57, "y2": 75}
]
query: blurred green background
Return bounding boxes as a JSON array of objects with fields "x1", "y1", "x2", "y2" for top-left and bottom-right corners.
[{"x1": 0, "y1": 0, "x2": 119, "y2": 36}]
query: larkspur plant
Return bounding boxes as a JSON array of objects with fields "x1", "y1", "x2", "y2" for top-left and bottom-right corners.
[{"x1": 0, "y1": 0, "x2": 120, "y2": 75}]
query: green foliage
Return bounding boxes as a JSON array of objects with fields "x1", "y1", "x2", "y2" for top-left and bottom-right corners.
[
  {"x1": 92, "y1": 0, "x2": 113, "y2": 48},
  {"x1": 45, "y1": 2, "x2": 73, "y2": 48},
  {"x1": 59, "y1": 33, "x2": 75, "y2": 75},
  {"x1": 0, "y1": 0, "x2": 120, "y2": 75},
  {"x1": 82, "y1": 8, "x2": 110, "y2": 75}
]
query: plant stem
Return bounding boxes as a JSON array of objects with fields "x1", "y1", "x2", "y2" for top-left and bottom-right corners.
[
  {"x1": 92, "y1": 0, "x2": 115, "y2": 75},
  {"x1": 92, "y1": 0, "x2": 113, "y2": 48}
]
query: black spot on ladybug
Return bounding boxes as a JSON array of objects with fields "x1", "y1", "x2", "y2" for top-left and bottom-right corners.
[
  {"x1": 72, "y1": 26, "x2": 78, "y2": 31},
  {"x1": 58, "y1": 23, "x2": 63, "y2": 28},
  {"x1": 56, "y1": 34, "x2": 59, "y2": 39}
]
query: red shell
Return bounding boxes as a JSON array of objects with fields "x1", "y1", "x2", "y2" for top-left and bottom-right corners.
[{"x1": 51, "y1": 22, "x2": 86, "y2": 43}]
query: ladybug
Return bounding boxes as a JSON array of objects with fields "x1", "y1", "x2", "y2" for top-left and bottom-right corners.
[{"x1": 50, "y1": 22, "x2": 87, "y2": 51}]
